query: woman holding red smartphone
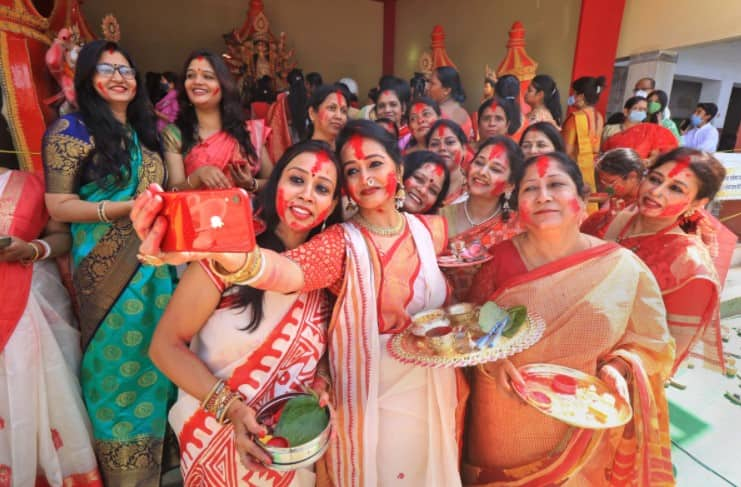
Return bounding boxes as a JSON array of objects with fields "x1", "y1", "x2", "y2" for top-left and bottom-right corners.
[
  {"x1": 162, "y1": 50, "x2": 272, "y2": 192},
  {"x1": 43, "y1": 40, "x2": 176, "y2": 484},
  {"x1": 148, "y1": 141, "x2": 343, "y2": 485},
  {"x1": 133, "y1": 121, "x2": 464, "y2": 486}
]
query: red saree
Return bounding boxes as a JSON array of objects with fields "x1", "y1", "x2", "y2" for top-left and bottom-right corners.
[
  {"x1": 0, "y1": 171, "x2": 46, "y2": 353},
  {"x1": 464, "y1": 240, "x2": 675, "y2": 486},
  {"x1": 585, "y1": 209, "x2": 723, "y2": 373},
  {"x1": 601, "y1": 123, "x2": 678, "y2": 160}
]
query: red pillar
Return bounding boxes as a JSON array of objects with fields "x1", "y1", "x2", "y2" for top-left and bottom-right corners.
[
  {"x1": 569, "y1": 0, "x2": 626, "y2": 115},
  {"x1": 382, "y1": 0, "x2": 396, "y2": 75}
]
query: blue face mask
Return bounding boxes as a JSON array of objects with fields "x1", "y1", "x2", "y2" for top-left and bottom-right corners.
[
  {"x1": 567, "y1": 95, "x2": 576, "y2": 106},
  {"x1": 628, "y1": 110, "x2": 647, "y2": 123},
  {"x1": 690, "y1": 114, "x2": 703, "y2": 127}
]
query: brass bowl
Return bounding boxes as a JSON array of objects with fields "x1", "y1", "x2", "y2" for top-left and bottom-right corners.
[
  {"x1": 445, "y1": 303, "x2": 479, "y2": 329},
  {"x1": 411, "y1": 308, "x2": 447, "y2": 337},
  {"x1": 256, "y1": 392, "x2": 331, "y2": 472},
  {"x1": 426, "y1": 326, "x2": 455, "y2": 354}
]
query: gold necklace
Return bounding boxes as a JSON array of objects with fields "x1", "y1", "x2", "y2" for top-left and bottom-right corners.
[{"x1": 352, "y1": 211, "x2": 406, "y2": 237}]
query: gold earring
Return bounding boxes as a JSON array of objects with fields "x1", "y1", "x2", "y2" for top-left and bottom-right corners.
[
  {"x1": 395, "y1": 185, "x2": 406, "y2": 210},
  {"x1": 345, "y1": 197, "x2": 357, "y2": 213}
]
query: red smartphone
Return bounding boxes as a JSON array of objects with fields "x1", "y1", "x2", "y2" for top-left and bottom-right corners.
[{"x1": 159, "y1": 188, "x2": 257, "y2": 253}]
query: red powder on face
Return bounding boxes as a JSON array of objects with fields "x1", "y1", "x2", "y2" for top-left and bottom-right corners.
[
  {"x1": 668, "y1": 160, "x2": 690, "y2": 178},
  {"x1": 384, "y1": 171, "x2": 398, "y2": 197},
  {"x1": 489, "y1": 100, "x2": 498, "y2": 111},
  {"x1": 432, "y1": 164, "x2": 445, "y2": 178},
  {"x1": 311, "y1": 150, "x2": 332, "y2": 175},
  {"x1": 96, "y1": 81, "x2": 106, "y2": 93},
  {"x1": 314, "y1": 207, "x2": 331, "y2": 226},
  {"x1": 660, "y1": 201, "x2": 689, "y2": 218},
  {"x1": 196, "y1": 56, "x2": 204, "y2": 61},
  {"x1": 213, "y1": 87, "x2": 220, "y2": 95},
  {"x1": 108, "y1": 47, "x2": 115, "y2": 54},
  {"x1": 412, "y1": 103, "x2": 425, "y2": 116},
  {"x1": 437, "y1": 125, "x2": 446, "y2": 137},
  {"x1": 536, "y1": 156, "x2": 550, "y2": 178},
  {"x1": 569, "y1": 198, "x2": 582, "y2": 214},
  {"x1": 518, "y1": 202, "x2": 533, "y2": 225},
  {"x1": 348, "y1": 135, "x2": 366, "y2": 160},
  {"x1": 490, "y1": 181, "x2": 506, "y2": 197},
  {"x1": 335, "y1": 91, "x2": 346, "y2": 109},
  {"x1": 276, "y1": 188, "x2": 287, "y2": 220},
  {"x1": 487, "y1": 144, "x2": 506, "y2": 161}
]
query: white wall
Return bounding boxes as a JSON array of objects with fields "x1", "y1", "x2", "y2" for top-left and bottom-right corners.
[{"x1": 673, "y1": 39, "x2": 741, "y2": 128}]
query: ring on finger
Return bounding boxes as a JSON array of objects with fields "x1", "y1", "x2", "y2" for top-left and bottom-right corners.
[{"x1": 137, "y1": 253, "x2": 165, "y2": 266}]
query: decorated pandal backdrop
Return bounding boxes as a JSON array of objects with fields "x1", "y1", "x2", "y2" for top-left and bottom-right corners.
[{"x1": 0, "y1": 0, "x2": 582, "y2": 176}]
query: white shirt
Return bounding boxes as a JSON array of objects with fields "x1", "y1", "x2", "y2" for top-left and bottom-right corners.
[{"x1": 683, "y1": 123, "x2": 719, "y2": 152}]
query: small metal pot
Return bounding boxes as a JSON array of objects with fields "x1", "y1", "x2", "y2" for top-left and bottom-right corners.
[{"x1": 256, "y1": 392, "x2": 332, "y2": 472}]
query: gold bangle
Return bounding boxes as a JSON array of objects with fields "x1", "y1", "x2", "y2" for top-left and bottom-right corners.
[
  {"x1": 186, "y1": 175, "x2": 195, "y2": 189},
  {"x1": 20, "y1": 242, "x2": 40, "y2": 266},
  {"x1": 208, "y1": 249, "x2": 264, "y2": 286},
  {"x1": 201, "y1": 379, "x2": 225, "y2": 410},
  {"x1": 218, "y1": 394, "x2": 244, "y2": 424}
]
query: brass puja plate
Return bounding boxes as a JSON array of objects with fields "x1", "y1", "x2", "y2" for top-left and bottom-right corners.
[
  {"x1": 512, "y1": 364, "x2": 633, "y2": 430},
  {"x1": 388, "y1": 311, "x2": 545, "y2": 368},
  {"x1": 437, "y1": 253, "x2": 493, "y2": 268}
]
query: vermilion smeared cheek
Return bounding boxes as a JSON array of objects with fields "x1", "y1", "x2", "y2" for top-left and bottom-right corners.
[
  {"x1": 490, "y1": 181, "x2": 506, "y2": 196},
  {"x1": 568, "y1": 198, "x2": 582, "y2": 214},
  {"x1": 276, "y1": 188, "x2": 287, "y2": 220},
  {"x1": 213, "y1": 86, "x2": 220, "y2": 96},
  {"x1": 96, "y1": 81, "x2": 106, "y2": 94},
  {"x1": 660, "y1": 201, "x2": 688, "y2": 217},
  {"x1": 384, "y1": 171, "x2": 398, "y2": 197},
  {"x1": 518, "y1": 201, "x2": 533, "y2": 224}
]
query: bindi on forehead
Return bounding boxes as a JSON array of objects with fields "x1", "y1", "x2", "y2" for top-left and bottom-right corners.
[
  {"x1": 535, "y1": 156, "x2": 550, "y2": 177},
  {"x1": 310, "y1": 150, "x2": 333, "y2": 175},
  {"x1": 487, "y1": 144, "x2": 506, "y2": 162},
  {"x1": 667, "y1": 159, "x2": 691, "y2": 179},
  {"x1": 348, "y1": 135, "x2": 366, "y2": 160}
]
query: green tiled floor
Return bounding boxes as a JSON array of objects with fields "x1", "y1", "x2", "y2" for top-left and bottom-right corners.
[{"x1": 667, "y1": 315, "x2": 741, "y2": 486}]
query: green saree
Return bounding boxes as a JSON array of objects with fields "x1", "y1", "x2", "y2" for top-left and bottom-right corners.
[{"x1": 43, "y1": 114, "x2": 176, "y2": 486}]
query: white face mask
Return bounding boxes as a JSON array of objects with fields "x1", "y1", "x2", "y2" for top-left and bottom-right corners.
[{"x1": 634, "y1": 89, "x2": 648, "y2": 98}]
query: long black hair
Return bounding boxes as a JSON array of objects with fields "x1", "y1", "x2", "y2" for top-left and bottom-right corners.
[
  {"x1": 473, "y1": 136, "x2": 524, "y2": 221},
  {"x1": 337, "y1": 119, "x2": 402, "y2": 167},
  {"x1": 511, "y1": 152, "x2": 587, "y2": 209},
  {"x1": 286, "y1": 68, "x2": 308, "y2": 140},
  {"x1": 74, "y1": 40, "x2": 159, "y2": 188},
  {"x1": 306, "y1": 83, "x2": 350, "y2": 139},
  {"x1": 519, "y1": 122, "x2": 566, "y2": 153},
  {"x1": 478, "y1": 96, "x2": 521, "y2": 136},
  {"x1": 233, "y1": 140, "x2": 344, "y2": 331},
  {"x1": 402, "y1": 150, "x2": 450, "y2": 213},
  {"x1": 434, "y1": 66, "x2": 465, "y2": 103},
  {"x1": 530, "y1": 74, "x2": 562, "y2": 125},
  {"x1": 572, "y1": 76, "x2": 606, "y2": 106},
  {"x1": 647, "y1": 90, "x2": 668, "y2": 124},
  {"x1": 175, "y1": 50, "x2": 255, "y2": 159}
]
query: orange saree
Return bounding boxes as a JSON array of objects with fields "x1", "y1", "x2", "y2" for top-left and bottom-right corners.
[{"x1": 464, "y1": 240, "x2": 675, "y2": 486}]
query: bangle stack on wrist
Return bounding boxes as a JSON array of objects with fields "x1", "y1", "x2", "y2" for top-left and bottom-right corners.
[
  {"x1": 97, "y1": 201, "x2": 112, "y2": 223},
  {"x1": 21, "y1": 241, "x2": 41, "y2": 266},
  {"x1": 32, "y1": 239, "x2": 51, "y2": 260},
  {"x1": 246, "y1": 177, "x2": 258, "y2": 193},
  {"x1": 201, "y1": 379, "x2": 243, "y2": 424},
  {"x1": 208, "y1": 249, "x2": 265, "y2": 286}
]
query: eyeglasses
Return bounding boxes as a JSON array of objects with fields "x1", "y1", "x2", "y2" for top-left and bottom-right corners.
[{"x1": 95, "y1": 63, "x2": 136, "y2": 80}]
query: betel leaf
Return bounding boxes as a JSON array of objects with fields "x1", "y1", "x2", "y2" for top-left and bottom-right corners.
[
  {"x1": 273, "y1": 394, "x2": 329, "y2": 447},
  {"x1": 502, "y1": 305, "x2": 527, "y2": 338},
  {"x1": 478, "y1": 301, "x2": 508, "y2": 333}
]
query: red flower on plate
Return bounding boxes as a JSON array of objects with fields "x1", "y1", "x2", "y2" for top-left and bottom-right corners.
[
  {"x1": 0, "y1": 465, "x2": 11, "y2": 487},
  {"x1": 51, "y1": 429, "x2": 64, "y2": 450}
]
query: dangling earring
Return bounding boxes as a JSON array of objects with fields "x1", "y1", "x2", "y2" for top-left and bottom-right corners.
[
  {"x1": 395, "y1": 184, "x2": 407, "y2": 210},
  {"x1": 345, "y1": 197, "x2": 357, "y2": 213},
  {"x1": 502, "y1": 192, "x2": 511, "y2": 222},
  {"x1": 321, "y1": 218, "x2": 328, "y2": 232}
]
